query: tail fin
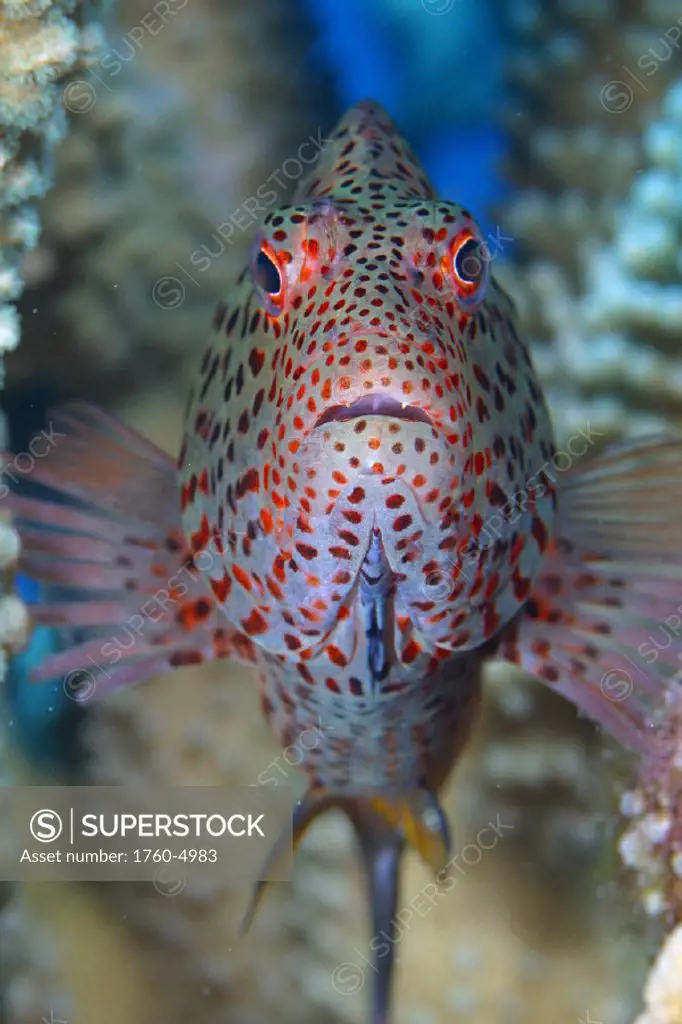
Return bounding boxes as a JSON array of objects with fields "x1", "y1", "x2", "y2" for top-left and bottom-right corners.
[
  {"x1": 4, "y1": 403, "x2": 256, "y2": 699},
  {"x1": 498, "y1": 435, "x2": 682, "y2": 754},
  {"x1": 241, "y1": 786, "x2": 450, "y2": 1024}
]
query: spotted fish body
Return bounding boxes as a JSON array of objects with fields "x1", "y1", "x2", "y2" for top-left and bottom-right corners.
[
  {"x1": 179, "y1": 101, "x2": 556, "y2": 794},
  {"x1": 10, "y1": 101, "x2": 682, "y2": 1024}
]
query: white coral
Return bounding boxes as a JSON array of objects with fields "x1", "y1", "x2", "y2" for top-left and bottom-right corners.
[
  {"x1": 0, "y1": 0, "x2": 105, "y2": 363},
  {"x1": 633, "y1": 925, "x2": 682, "y2": 1024},
  {"x1": 516, "y1": 75, "x2": 682, "y2": 441}
]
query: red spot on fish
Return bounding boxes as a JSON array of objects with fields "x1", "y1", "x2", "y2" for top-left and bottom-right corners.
[
  {"x1": 512, "y1": 569, "x2": 532, "y2": 603},
  {"x1": 190, "y1": 513, "x2": 210, "y2": 553},
  {"x1": 483, "y1": 603, "x2": 500, "y2": 638},
  {"x1": 232, "y1": 564, "x2": 253, "y2": 591},
  {"x1": 210, "y1": 572, "x2": 232, "y2": 603},
  {"x1": 260, "y1": 508, "x2": 274, "y2": 533},
  {"x1": 236, "y1": 467, "x2": 260, "y2": 496},
  {"x1": 402, "y1": 638, "x2": 422, "y2": 664},
  {"x1": 170, "y1": 650, "x2": 203, "y2": 668},
  {"x1": 249, "y1": 348, "x2": 266, "y2": 377},
  {"x1": 241, "y1": 608, "x2": 269, "y2": 636},
  {"x1": 326, "y1": 644, "x2": 347, "y2": 667},
  {"x1": 296, "y1": 542, "x2": 318, "y2": 560},
  {"x1": 531, "y1": 516, "x2": 548, "y2": 553}
]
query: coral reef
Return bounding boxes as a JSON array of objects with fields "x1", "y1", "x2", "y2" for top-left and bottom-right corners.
[
  {"x1": 498, "y1": 8, "x2": 682, "y2": 1015},
  {"x1": 0, "y1": 2, "x2": 98, "y2": 1001},
  {"x1": 619, "y1": 684, "x2": 682, "y2": 924},
  {"x1": 501, "y1": 1, "x2": 682, "y2": 439},
  {"x1": 0, "y1": 0, "x2": 106, "y2": 378},
  {"x1": 7, "y1": 0, "x2": 336, "y2": 400},
  {"x1": 634, "y1": 924, "x2": 682, "y2": 1024},
  {"x1": 0, "y1": 0, "x2": 104, "y2": 734},
  {"x1": 5, "y1": 0, "x2": 682, "y2": 1021}
]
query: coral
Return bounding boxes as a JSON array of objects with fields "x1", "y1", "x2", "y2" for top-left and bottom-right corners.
[
  {"x1": 619, "y1": 683, "x2": 682, "y2": 924},
  {"x1": 501, "y1": 1, "x2": 682, "y2": 440},
  {"x1": 500, "y1": 14, "x2": 682, "y2": 1011},
  {"x1": 0, "y1": 0, "x2": 107, "y2": 381},
  {"x1": 633, "y1": 924, "x2": 682, "y2": 1024},
  {"x1": 7, "y1": 0, "x2": 336, "y2": 400}
]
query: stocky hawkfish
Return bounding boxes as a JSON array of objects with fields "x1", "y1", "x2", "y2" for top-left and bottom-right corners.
[{"x1": 9, "y1": 102, "x2": 682, "y2": 1024}]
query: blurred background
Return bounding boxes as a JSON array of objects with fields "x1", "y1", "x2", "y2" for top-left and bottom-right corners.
[{"x1": 2, "y1": 0, "x2": 682, "y2": 1021}]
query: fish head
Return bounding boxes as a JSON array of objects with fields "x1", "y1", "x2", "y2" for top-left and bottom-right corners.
[{"x1": 181, "y1": 101, "x2": 557, "y2": 659}]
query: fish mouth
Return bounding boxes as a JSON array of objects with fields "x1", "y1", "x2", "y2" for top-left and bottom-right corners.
[{"x1": 313, "y1": 395, "x2": 433, "y2": 430}]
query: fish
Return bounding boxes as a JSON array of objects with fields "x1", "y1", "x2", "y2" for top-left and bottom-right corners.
[{"x1": 6, "y1": 100, "x2": 682, "y2": 1024}]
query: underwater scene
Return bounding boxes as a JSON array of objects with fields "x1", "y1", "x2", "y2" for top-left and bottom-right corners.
[{"x1": 1, "y1": 0, "x2": 682, "y2": 1021}]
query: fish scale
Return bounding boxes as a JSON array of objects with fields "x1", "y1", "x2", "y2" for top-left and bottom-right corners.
[
  {"x1": 9, "y1": 101, "x2": 682, "y2": 1024},
  {"x1": 254, "y1": 641, "x2": 482, "y2": 792}
]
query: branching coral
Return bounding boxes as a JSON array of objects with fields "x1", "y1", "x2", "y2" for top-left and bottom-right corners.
[
  {"x1": 7, "y1": 0, "x2": 336, "y2": 399},
  {"x1": 619, "y1": 684, "x2": 682, "y2": 924},
  {"x1": 495, "y1": 8, "x2": 682, "y2": 1017},
  {"x1": 0, "y1": 0, "x2": 107, "y2": 376},
  {"x1": 501, "y1": 0, "x2": 682, "y2": 439},
  {"x1": 0, "y1": 0, "x2": 107, "y2": 668},
  {"x1": 520, "y1": 77, "x2": 682, "y2": 438},
  {"x1": 633, "y1": 923, "x2": 682, "y2": 1024},
  {"x1": 1, "y1": 4, "x2": 108, "y2": 1021}
]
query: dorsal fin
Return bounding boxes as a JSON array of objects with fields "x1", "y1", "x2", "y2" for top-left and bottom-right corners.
[{"x1": 295, "y1": 99, "x2": 436, "y2": 204}]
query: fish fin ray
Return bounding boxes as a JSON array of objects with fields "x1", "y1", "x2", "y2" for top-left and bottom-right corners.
[
  {"x1": 240, "y1": 788, "x2": 335, "y2": 935},
  {"x1": 8, "y1": 403, "x2": 256, "y2": 698},
  {"x1": 297, "y1": 100, "x2": 436, "y2": 204},
  {"x1": 499, "y1": 434, "x2": 682, "y2": 752}
]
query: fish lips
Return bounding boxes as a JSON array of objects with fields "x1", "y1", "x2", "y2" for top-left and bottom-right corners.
[{"x1": 312, "y1": 395, "x2": 434, "y2": 430}]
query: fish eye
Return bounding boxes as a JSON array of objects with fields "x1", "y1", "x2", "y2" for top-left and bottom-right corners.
[
  {"x1": 252, "y1": 242, "x2": 285, "y2": 313},
  {"x1": 255, "y1": 248, "x2": 281, "y2": 295},
  {"x1": 449, "y1": 231, "x2": 489, "y2": 311}
]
